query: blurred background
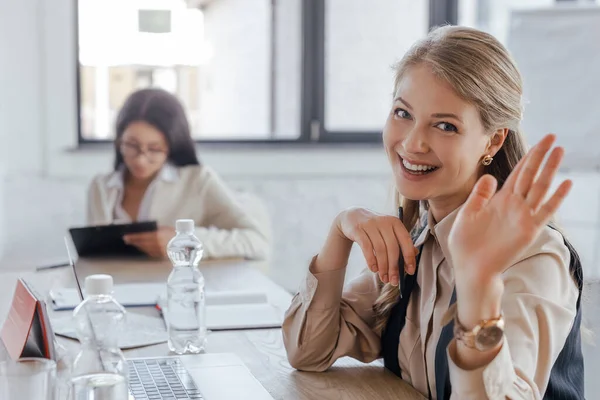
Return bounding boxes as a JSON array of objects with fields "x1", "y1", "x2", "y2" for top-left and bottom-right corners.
[{"x1": 1, "y1": 0, "x2": 600, "y2": 391}]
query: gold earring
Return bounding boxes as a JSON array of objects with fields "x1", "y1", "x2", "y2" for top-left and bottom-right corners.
[{"x1": 482, "y1": 155, "x2": 493, "y2": 166}]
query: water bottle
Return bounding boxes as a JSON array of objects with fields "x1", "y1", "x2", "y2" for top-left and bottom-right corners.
[
  {"x1": 166, "y1": 219, "x2": 207, "y2": 354},
  {"x1": 70, "y1": 274, "x2": 128, "y2": 400}
]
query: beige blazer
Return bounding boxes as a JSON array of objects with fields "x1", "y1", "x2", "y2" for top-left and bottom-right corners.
[
  {"x1": 283, "y1": 206, "x2": 578, "y2": 399},
  {"x1": 87, "y1": 165, "x2": 271, "y2": 260}
]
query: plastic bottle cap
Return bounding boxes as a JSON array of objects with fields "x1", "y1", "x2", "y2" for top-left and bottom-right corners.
[
  {"x1": 176, "y1": 219, "x2": 195, "y2": 234},
  {"x1": 84, "y1": 274, "x2": 113, "y2": 296}
]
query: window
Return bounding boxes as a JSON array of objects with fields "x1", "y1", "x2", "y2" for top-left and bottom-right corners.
[
  {"x1": 78, "y1": 0, "x2": 302, "y2": 142},
  {"x1": 458, "y1": 0, "x2": 555, "y2": 43},
  {"x1": 457, "y1": 0, "x2": 600, "y2": 165},
  {"x1": 77, "y1": 0, "x2": 454, "y2": 143},
  {"x1": 324, "y1": 0, "x2": 429, "y2": 135}
]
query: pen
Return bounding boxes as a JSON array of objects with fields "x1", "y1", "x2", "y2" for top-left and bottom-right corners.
[
  {"x1": 398, "y1": 206, "x2": 405, "y2": 298},
  {"x1": 36, "y1": 262, "x2": 70, "y2": 271},
  {"x1": 155, "y1": 300, "x2": 168, "y2": 331}
]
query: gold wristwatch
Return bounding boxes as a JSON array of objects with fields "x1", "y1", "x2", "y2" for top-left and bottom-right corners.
[{"x1": 445, "y1": 304, "x2": 505, "y2": 351}]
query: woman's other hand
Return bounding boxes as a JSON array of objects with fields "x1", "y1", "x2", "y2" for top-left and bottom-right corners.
[
  {"x1": 335, "y1": 207, "x2": 417, "y2": 286},
  {"x1": 123, "y1": 226, "x2": 177, "y2": 259}
]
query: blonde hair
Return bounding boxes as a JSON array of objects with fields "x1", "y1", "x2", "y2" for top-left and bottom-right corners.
[{"x1": 373, "y1": 25, "x2": 529, "y2": 333}]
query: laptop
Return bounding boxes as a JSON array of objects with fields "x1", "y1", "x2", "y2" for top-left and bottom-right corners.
[
  {"x1": 63, "y1": 238, "x2": 275, "y2": 400},
  {"x1": 126, "y1": 353, "x2": 274, "y2": 400}
]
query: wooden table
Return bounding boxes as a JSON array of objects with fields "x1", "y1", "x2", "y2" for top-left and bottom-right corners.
[{"x1": 0, "y1": 258, "x2": 425, "y2": 400}]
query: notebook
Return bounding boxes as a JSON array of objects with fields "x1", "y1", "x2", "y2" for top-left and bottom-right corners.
[
  {"x1": 51, "y1": 312, "x2": 168, "y2": 349},
  {"x1": 50, "y1": 283, "x2": 166, "y2": 310},
  {"x1": 49, "y1": 284, "x2": 283, "y2": 332},
  {"x1": 156, "y1": 297, "x2": 282, "y2": 331},
  {"x1": 49, "y1": 284, "x2": 271, "y2": 311}
]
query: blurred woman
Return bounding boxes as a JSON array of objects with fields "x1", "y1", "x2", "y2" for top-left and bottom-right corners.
[{"x1": 87, "y1": 88, "x2": 270, "y2": 260}]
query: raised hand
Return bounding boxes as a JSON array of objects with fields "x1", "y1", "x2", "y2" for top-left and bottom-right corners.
[{"x1": 448, "y1": 133, "x2": 572, "y2": 284}]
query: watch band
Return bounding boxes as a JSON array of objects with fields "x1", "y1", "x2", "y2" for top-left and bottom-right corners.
[{"x1": 443, "y1": 303, "x2": 505, "y2": 351}]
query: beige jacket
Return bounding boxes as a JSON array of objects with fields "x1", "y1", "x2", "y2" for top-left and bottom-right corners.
[
  {"x1": 282, "y1": 207, "x2": 579, "y2": 399},
  {"x1": 87, "y1": 164, "x2": 271, "y2": 260}
]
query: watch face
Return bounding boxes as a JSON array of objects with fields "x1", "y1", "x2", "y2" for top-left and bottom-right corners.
[{"x1": 475, "y1": 326, "x2": 504, "y2": 351}]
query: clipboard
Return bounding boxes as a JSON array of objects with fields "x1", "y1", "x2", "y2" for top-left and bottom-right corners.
[
  {"x1": 0, "y1": 278, "x2": 57, "y2": 361},
  {"x1": 69, "y1": 220, "x2": 157, "y2": 257}
]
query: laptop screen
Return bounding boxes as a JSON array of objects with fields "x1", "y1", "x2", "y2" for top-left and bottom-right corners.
[{"x1": 64, "y1": 236, "x2": 84, "y2": 301}]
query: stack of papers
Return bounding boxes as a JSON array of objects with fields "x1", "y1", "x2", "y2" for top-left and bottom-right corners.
[
  {"x1": 49, "y1": 283, "x2": 283, "y2": 337},
  {"x1": 50, "y1": 284, "x2": 273, "y2": 310},
  {"x1": 156, "y1": 296, "x2": 282, "y2": 331},
  {"x1": 49, "y1": 284, "x2": 166, "y2": 310},
  {"x1": 51, "y1": 312, "x2": 168, "y2": 349}
]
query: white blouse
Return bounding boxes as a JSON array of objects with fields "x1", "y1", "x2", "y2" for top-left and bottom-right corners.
[
  {"x1": 87, "y1": 164, "x2": 271, "y2": 260},
  {"x1": 106, "y1": 163, "x2": 178, "y2": 222}
]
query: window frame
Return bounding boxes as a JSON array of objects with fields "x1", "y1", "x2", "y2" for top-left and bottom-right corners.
[{"x1": 76, "y1": 0, "x2": 458, "y2": 145}]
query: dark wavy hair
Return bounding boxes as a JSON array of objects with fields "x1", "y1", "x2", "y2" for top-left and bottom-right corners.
[{"x1": 114, "y1": 88, "x2": 200, "y2": 170}]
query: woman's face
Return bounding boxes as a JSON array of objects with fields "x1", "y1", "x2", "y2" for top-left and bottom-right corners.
[
  {"x1": 119, "y1": 121, "x2": 169, "y2": 181},
  {"x1": 383, "y1": 64, "x2": 502, "y2": 211}
]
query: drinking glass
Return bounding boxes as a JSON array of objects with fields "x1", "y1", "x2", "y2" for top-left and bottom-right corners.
[{"x1": 0, "y1": 357, "x2": 57, "y2": 399}]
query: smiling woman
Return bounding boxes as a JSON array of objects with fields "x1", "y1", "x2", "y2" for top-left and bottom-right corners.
[
  {"x1": 282, "y1": 25, "x2": 584, "y2": 400},
  {"x1": 384, "y1": 62, "x2": 508, "y2": 214},
  {"x1": 86, "y1": 88, "x2": 271, "y2": 261}
]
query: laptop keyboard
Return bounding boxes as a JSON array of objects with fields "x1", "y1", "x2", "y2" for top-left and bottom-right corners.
[{"x1": 128, "y1": 358, "x2": 204, "y2": 399}]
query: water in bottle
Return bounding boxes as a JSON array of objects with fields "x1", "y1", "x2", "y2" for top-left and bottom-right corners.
[
  {"x1": 70, "y1": 274, "x2": 129, "y2": 400},
  {"x1": 166, "y1": 219, "x2": 207, "y2": 354}
]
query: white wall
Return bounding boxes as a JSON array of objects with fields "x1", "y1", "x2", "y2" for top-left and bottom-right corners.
[
  {"x1": 200, "y1": 0, "x2": 271, "y2": 137},
  {"x1": 273, "y1": 0, "x2": 302, "y2": 138},
  {"x1": 0, "y1": 0, "x2": 46, "y2": 175},
  {"x1": 325, "y1": 0, "x2": 428, "y2": 131},
  {"x1": 198, "y1": 0, "x2": 302, "y2": 139},
  {"x1": 0, "y1": 0, "x2": 7, "y2": 258},
  {"x1": 2, "y1": 0, "x2": 600, "y2": 292},
  {"x1": 508, "y1": 6, "x2": 600, "y2": 169}
]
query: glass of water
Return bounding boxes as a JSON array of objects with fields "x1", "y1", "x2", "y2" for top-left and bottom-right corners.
[
  {"x1": 69, "y1": 371, "x2": 129, "y2": 400},
  {"x1": 0, "y1": 357, "x2": 57, "y2": 400}
]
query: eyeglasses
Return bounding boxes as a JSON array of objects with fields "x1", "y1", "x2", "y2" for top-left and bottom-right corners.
[{"x1": 119, "y1": 140, "x2": 168, "y2": 164}]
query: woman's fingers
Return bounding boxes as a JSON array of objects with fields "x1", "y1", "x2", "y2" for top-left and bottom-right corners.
[
  {"x1": 364, "y1": 227, "x2": 390, "y2": 283},
  {"x1": 125, "y1": 237, "x2": 154, "y2": 246},
  {"x1": 381, "y1": 224, "x2": 401, "y2": 286},
  {"x1": 462, "y1": 174, "x2": 497, "y2": 215},
  {"x1": 514, "y1": 134, "x2": 556, "y2": 197},
  {"x1": 123, "y1": 232, "x2": 158, "y2": 246},
  {"x1": 355, "y1": 216, "x2": 416, "y2": 285},
  {"x1": 131, "y1": 242, "x2": 153, "y2": 256},
  {"x1": 525, "y1": 146, "x2": 564, "y2": 211},
  {"x1": 355, "y1": 230, "x2": 378, "y2": 272},
  {"x1": 502, "y1": 144, "x2": 529, "y2": 193},
  {"x1": 392, "y1": 220, "x2": 417, "y2": 276},
  {"x1": 535, "y1": 179, "x2": 573, "y2": 225},
  {"x1": 124, "y1": 233, "x2": 163, "y2": 258}
]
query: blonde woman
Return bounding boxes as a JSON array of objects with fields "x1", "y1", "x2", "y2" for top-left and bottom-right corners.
[{"x1": 282, "y1": 26, "x2": 584, "y2": 399}]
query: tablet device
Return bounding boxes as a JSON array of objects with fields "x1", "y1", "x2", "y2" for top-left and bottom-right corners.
[{"x1": 69, "y1": 221, "x2": 158, "y2": 257}]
